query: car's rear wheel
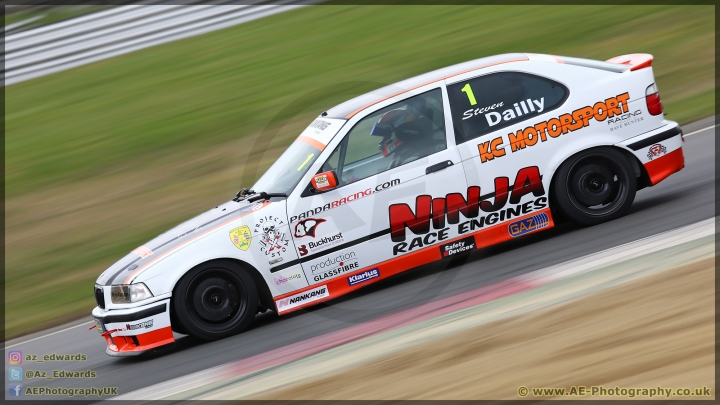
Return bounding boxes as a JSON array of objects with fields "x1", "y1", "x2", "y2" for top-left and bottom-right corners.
[
  {"x1": 552, "y1": 147, "x2": 637, "y2": 226},
  {"x1": 173, "y1": 260, "x2": 257, "y2": 341}
]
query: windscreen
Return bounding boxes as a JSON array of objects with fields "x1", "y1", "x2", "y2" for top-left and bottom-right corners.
[{"x1": 251, "y1": 118, "x2": 346, "y2": 195}]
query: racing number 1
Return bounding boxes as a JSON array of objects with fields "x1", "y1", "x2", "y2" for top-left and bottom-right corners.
[{"x1": 461, "y1": 83, "x2": 477, "y2": 106}]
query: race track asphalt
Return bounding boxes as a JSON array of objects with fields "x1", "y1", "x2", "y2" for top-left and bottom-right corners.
[{"x1": 4, "y1": 117, "x2": 715, "y2": 401}]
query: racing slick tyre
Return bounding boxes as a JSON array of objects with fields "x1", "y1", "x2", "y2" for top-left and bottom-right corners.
[
  {"x1": 552, "y1": 147, "x2": 637, "y2": 226},
  {"x1": 172, "y1": 260, "x2": 258, "y2": 341}
]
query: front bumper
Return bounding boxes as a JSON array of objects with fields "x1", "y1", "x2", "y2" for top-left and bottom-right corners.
[{"x1": 92, "y1": 299, "x2": 174, "y2": 356}]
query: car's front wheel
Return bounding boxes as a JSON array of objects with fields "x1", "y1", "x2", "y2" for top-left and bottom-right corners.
[
  {"x1": 552, "y1": 147, "x2": 637, "y2": 226},
  {"x1": 173, "y1": 260, "x2": 258, "y2": 341}
]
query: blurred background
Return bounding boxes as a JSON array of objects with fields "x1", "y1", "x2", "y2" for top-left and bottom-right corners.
[{"x1": 4, "y1": 3, "x2": 714, "y2": 340}]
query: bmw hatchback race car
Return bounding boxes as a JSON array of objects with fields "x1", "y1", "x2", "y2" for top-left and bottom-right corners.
[{"x1": 93, "y1": 53, "x2": 684, "y2": 356}]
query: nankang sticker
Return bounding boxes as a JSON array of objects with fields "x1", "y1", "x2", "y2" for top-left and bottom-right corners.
[
  {"x1": 439, "y1": 236, "x2": 476, "y2": 257},
  {"x1": 254, "y1": 215, "x2": 289, "y2": 259},
  {"x1": 276, "y1": 285, "x2": 329, "y2": 313},
  {"x1": 229, "y1": 225, "x2": 252, "y2": 250},
  {"x1": 508, "y1": 212, "x2": 550, "y2": 237},
  {"x1": 647, "y1": 143, "x2": 667, "y2": 160},
  {"x1": 126, "y1": 319, "x2": 153, "y2": 331},
  {"x1": 348, "y1": 268, "x2": 380, "y2": 286}
]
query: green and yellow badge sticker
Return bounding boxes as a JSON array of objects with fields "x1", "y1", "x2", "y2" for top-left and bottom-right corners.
[{"x1": 229, "y1": 225, "x2": 252, "y2": 250}]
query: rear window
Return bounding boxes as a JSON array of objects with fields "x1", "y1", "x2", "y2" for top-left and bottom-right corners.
[{"x1": 448, "y1": 72, "x2": 569, "y2": 143}]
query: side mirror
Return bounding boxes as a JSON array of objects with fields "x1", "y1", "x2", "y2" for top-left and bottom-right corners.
[{"x1": 311, "y1": 171, "x2": 338, "y2": 192}]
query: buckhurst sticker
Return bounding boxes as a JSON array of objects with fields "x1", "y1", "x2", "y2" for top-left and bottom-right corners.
[
  {"x1": 348, "y1": 268, "x2": 380, "y2": 286},
  {"x1": 647, "y1": 143, "x2": 667, "y2": 160},
  {"x1": 298, "y1": 232, "x2": 344, "y2": 256},
  {"x1": 440, "y1": 236, "x2": 476, "y2": 257},
  {"x1": 508, "y1": 212, "x2": 550, "y2": 237},
  {"x1": 276, "y1": 285, "x2": 329, "y2": 313}
]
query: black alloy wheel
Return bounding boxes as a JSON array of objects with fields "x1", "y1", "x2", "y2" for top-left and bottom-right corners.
[
  {"x1": 173, "y1": 260, "x2": 258, "y2": 341},
  {"x1": 553, "y1": 147, "x2": 637, "y2": 226}
]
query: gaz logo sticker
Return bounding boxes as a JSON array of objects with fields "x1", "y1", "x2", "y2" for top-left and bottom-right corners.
[{"x1": 508, "y1": 213, "x2": 550, "y2": 237}]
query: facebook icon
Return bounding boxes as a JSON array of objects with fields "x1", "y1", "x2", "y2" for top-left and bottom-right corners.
[{"x1": 9, "y1": 383, "x2": 23, "y2": 397}]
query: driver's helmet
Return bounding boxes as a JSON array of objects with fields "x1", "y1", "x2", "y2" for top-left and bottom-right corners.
[
  {"x1": 370, "y1": 107, "x2": 433, "y2": 157},
  {"x1": 370, "y1": 109, "x2": 406, "y2": 156}
]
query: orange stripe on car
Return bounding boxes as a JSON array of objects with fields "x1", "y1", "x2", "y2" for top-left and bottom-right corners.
[
  {"x1": 296, "y1": 135, "x2": 326, "y2": 150},
  {"x1": 606, "y1": 53, "x2": 654, "y2": 71}
]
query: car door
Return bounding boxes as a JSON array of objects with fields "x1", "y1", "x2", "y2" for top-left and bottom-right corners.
[
  {"x1": 285, "y1": 85, "x2": 469, "y2": 289},
  {"x1": 444, "y1": 70, "x2": 571, "y2": 240}
]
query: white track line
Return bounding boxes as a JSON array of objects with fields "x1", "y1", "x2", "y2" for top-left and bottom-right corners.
[
  {"x1": 5, "y1": 321, "x2": 94, "y2": 349},
  {"x1": 684, "y1": 124, "x2": 717, "y2": 137}
]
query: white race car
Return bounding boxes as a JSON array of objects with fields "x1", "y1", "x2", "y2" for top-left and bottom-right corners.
[{"x1": 93, "y1": 53, "x2": 684, "y2": 356}]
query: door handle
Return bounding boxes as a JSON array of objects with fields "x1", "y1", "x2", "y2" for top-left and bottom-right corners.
[{"x1": 426, "y1": 160, "x2": 454, "y2": 174}]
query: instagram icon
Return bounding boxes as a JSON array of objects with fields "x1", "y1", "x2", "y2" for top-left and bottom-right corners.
[{"x1": 8, "y1": 351, "x2": 22, "y2": 365}]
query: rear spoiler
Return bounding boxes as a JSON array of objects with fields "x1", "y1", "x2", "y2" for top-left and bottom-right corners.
[{"x1": 605, "y1": 53, "x2": 653, "y2": 71}]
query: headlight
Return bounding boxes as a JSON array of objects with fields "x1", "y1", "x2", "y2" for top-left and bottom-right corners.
[{"x1": 110, "y1": 283, "x2": 153, "y2": 304}]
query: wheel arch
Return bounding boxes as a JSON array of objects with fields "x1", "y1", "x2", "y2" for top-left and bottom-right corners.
[
  {"x1": 546, "y1": 144, "x2": 649, "y2": 218},
  {"x1": 169, "y1": 258, "x2": 275, "y2": 323}
]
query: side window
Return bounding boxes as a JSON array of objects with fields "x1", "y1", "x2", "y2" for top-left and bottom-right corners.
[
  {"x1": 448, "y1": 72, "x2": 568, "y2": 143},
  {"x1": 320, "y1": 88, "x2": 447, "y2": 186}
]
